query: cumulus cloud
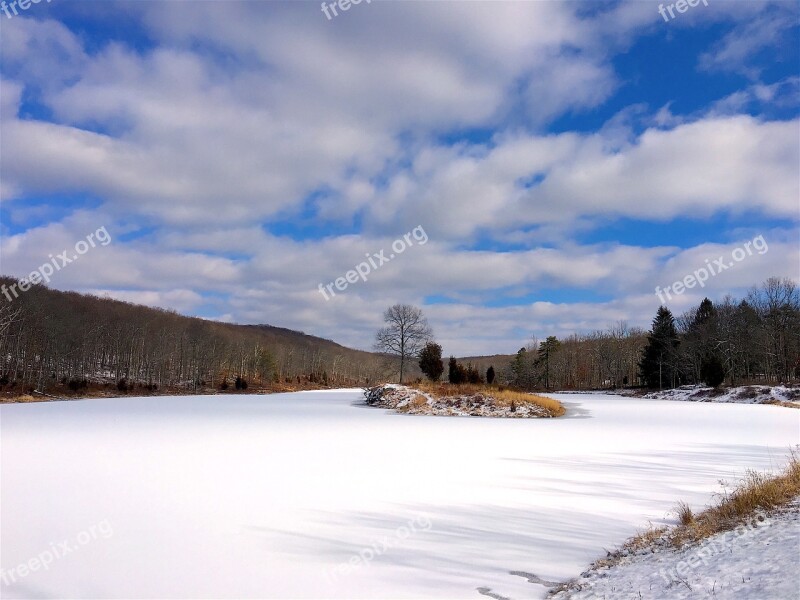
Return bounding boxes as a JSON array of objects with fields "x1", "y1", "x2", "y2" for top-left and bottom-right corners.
[{"x1": 1, "y1": 1, "x2": 798, "y2": 355}]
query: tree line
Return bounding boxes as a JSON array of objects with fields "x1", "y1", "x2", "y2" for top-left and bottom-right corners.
[
  {"x1": 0, "y1": 277, "x2": 391, "y2": 395},
  {"x1": 374, "y1": 277, "x2": 799, "y2": 391},
  {"x1": 639, "y1": 277, "x2": 799, "y2": 389},
  {"x1": 506, "y1": 277, "x2": 799, "y2": 390}
]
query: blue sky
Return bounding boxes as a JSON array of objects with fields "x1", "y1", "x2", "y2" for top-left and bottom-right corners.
[{"x1": 1, "y1": 0, "x2": 798, "y2": 355}]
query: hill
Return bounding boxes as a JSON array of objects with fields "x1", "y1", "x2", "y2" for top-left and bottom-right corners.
[{"x1": 0, "y1": 276, "x2": 392, "y2": 400}]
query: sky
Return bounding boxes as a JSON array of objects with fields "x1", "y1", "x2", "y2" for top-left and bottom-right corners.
[{"x1": 0, "y1": 0, "x2": 798, "y2": 356}]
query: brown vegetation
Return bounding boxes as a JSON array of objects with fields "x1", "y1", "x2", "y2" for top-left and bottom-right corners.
[
  {"x1": 619, "y1": 451, "x2": 800, "y2": 558},
  {"x1": 415, "y1": 382, "x2": 566, "y2": 417}
]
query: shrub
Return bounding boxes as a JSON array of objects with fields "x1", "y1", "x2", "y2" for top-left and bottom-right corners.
[{"x1": 67, "y1": 378, "x2": 88, "y2": 392}]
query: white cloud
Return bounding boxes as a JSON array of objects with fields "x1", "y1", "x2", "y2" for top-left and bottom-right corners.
[{"x1": 1, "y1": 2, "x2": 798, "y2": 356}]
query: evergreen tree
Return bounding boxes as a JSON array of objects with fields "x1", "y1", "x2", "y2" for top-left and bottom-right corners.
[
  {"x1": 418, "y1": 342, "x2": 444, "y2": 381},
  {"x1": 536, "y1": 336, "x2": 561, "y2": 390},
  {"x1": 486, "y1": 366, "x2": 495, "y2": 385},
  {"x1": 639, "y1": 306, "x2": 681, "y2": 389},
  {"x1": 684, "y1": 297, "x2": 720, "y2": 383},
  {"x1": 510, "y1": 347, "x2": 527, "y2": 383},
  {"x1": 700, "y1": 353, "x2": 725, "y2": 387},
  {"x1": 448, "y1": 356, "x2": 467, "y2": 384},
  {"x1": 466, "y1": 363, "x2": 482, "y2": 384},
  {"x1": 448, "y1": 356, "x2": 459, "y2": 384}
]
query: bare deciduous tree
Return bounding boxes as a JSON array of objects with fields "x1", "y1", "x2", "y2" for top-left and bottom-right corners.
[{"x1": 374, "y1": 304, "x2": 433, "y2": 383}]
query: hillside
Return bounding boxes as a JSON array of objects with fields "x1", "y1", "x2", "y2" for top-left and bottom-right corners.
[{"x1": 0, "y1": 277, "x2": 393, "y2": 399}]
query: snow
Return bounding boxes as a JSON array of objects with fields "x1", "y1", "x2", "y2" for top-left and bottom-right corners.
[
  {"x1": 600, "y1": 384, "x2": 800, "y2": 405},
  {"x1": 1, "y1": 391, "x2": 798, "y2": 599},
  {"x1": 551, "y1": 502, "x2": 800, "y2": 599}
]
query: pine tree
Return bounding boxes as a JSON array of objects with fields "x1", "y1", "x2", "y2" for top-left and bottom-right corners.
[
  {"x1": 448, "y1": 356, "x2": 467, "y2": 384},
  {"x1": 418, "y1": 342, "x2": 444, "y2": 381},
  {"x1": 700, "y1": 353, "x2": 725, "y2": 387},
  {"x1": 536, "y1": 336, "x2": 561, "y2": 390},
  {"x1": 684, "y1": 297, "x2": 720, "y2": 383},
  {"x1": 466, "y1": 363, "x2": 482, "y2": 384},
  {"x1": 639, "y1": 306, "x2": 681, "y2": 389},
  {"x1": 448, "y1": 356, "x2": 459, "y2": 384}
]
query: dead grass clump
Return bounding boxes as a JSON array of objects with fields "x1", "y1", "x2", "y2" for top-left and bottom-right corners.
[
  {"x1": 491, "y1": 389, "x2": 566, "y2": 417},
  {"x1": 614, "y1": 523, "x2": 669, "y2": 559},
  {"x1": 676, "y1": 501, "x2": 694, "y2": 526},
  {"x1": 763, "y1": 399, "x2": 800, "y2": 409},
  {"x1": 409, "y1": 394, "x2": 428, "y2": 409},
  {"x1": 395, "y1": 393, "x2": 428, "y2": 413},
  {"x1": 415, "y1": 382, "x2": 485, "y2": 397}
]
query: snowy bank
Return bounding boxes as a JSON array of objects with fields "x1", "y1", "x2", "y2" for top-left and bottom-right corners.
[
  {"x1": 363, "y1": 384, "x2": 561, "y2": 417},
  {"x1": 561, "y1": 385, "x2": 800, "y2": 407},
  {"x1": 637, "y1": 384, "x2": 800, "y2": 406},
  {"x1": 550, "y1": 500, "x2": 799, "y2": 600}
]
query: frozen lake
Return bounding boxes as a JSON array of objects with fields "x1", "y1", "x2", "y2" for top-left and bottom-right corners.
[{"x1": 1, "y1": 390, "x2": 798, "y2": 599}]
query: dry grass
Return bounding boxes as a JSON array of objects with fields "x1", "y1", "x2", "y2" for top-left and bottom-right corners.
[
  {"x1": 676, "y1": 501, "x2": 694, "y2": 526},
  {"x1": 396, "y1": 393, "x2": 428, "y2": 413},
  {"x1": 763, "y1": 399, "x2": 800, "y2": 409},
  {"x1": 638, "y1": 451, "x2": 800, "y2": 549},
  {"x1": 585, "y1": 451, "x2": 800, "y2": 578},
  {"x1": 669, "y1": 450, "x2": 800, "y2": 545},
  {"x1": 414, "y1": 382, "x2": 566, "y2": 417}
]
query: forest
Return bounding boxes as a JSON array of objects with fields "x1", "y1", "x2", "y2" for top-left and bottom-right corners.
[
  {"x1": 0, "y1": 277, "x2": 391, "y2": 396},
  {"x1": 503, "y1": 277, "x2": 799, "y2": 391},
  {"x1": 0, "y1": 276, "x2": 797, "y2": 398}
]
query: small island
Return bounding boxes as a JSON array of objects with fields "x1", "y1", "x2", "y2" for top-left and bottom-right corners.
[{"x1": 364, "y1": 383, "x2": 566, "y2": 418}]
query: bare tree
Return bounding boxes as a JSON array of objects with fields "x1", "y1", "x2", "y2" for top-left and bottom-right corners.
[{"x1": 374, "y1": 304, "x2": 433, "y2": 383}]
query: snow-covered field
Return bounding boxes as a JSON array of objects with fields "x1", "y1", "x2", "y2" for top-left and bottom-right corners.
[{"x1": 1, "y1": 391, "x2": 798, "y2": 599}]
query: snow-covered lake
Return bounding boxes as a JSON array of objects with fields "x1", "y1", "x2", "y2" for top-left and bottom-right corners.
[{"x1": 1, "y1": 391, "x2": 798, "y2": 599}]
